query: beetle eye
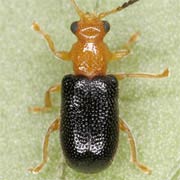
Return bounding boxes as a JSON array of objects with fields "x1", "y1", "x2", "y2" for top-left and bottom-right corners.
[
  {"x1": 103, "y1": 21, "x2": 110, "y2": 33},
  {"x1": 70, "y1": 21, "x2": 78, "y2": 34}
]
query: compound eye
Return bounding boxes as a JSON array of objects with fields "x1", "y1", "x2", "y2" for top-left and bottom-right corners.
[
  {"x1": 103, "y1": 21, "x2": 110, "y2": 33},
  {"x1": 70, "y1": 21, "x2": 78, "y2": 34}
]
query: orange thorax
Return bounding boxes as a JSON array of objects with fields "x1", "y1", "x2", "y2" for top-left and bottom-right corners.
[{"x1": 70, "y1": 40, "x2": 112, "y2": 78}]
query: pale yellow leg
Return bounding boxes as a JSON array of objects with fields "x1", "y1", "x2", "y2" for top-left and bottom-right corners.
[
  {"x1": 114, "y1": 68, "x2": 169, "y2": 80},
  {"x1": 32, "y1": 22, "x2": 70, "y2": 60},
  {"x1": 29, "y1": 84, "x2": 61, "y2": 112},
  {"x1": 110, "y1": 32, "x2": 140, "y2": 61},
  {"x1": 28, "y1": 118, "x2": 60, "y2": 174},
  {"x1": 119, "y1": 119, "x2": 152, "y2": 174}
]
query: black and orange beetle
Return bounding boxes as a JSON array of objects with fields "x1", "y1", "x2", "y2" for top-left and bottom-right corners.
[{"x1": 29, "y1": 0, "x2": 169, "y2": 175}]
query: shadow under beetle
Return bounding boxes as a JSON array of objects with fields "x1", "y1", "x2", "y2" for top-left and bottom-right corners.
[{"x1": 29, "y1": 0, "x2": 169, "y2": 175}]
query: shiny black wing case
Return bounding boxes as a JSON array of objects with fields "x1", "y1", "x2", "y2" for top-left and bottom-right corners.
[{"x1": 60, "y1": 74, "x2": 119, "y2": 173}]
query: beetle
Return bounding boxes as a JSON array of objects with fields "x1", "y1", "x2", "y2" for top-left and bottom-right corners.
[{"x1": 29, "y1": 0, "x2": 169, "y2": 175}]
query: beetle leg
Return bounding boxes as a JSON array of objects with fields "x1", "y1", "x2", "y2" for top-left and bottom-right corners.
[
  {"x1": 110, "y1": 32, "x2": 140, "y2": 61},
  {"x1": 28, "y1": 118, "x2": 60, "y2": 174},
  {"x1": 114, "y1": 68, "x2": 169, "y2": 80},
  {"x1": 29, "y1": 84, "x2": 61, "y2": 112},
  {"x1": 32, "y1": 22, "x2": 70, "y2": 60},
  {"x1": 119, "y1": 119, "x2": 152, "y2": 174}
]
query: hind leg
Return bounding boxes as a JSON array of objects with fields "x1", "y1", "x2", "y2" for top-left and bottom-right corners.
[
  {"x1": 28, "y1": 118, "x2": 60, "y2": 174},
  {"x1": 119, "y1": 119, "x2": 152, "y2": 174}
]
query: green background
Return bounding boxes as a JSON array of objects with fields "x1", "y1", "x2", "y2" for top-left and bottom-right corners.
[{"x1": 0, "y1": 0, "x2": 179, "y2": 180}]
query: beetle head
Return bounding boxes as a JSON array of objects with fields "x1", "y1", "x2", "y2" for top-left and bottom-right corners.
[{"x1": 70, "y1": 0, "x2": 139, "y2": 42}]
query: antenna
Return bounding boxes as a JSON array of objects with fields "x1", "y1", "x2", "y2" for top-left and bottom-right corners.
[
  {"x1": 98, "y1": 0, "x2": 139, "y2": 19},
  {"x1": 71, "y1": 0, "x2": 86, "y2": 18}
]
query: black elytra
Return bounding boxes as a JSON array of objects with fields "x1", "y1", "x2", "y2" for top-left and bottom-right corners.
[{"x1": 60, "y1": 75, "x2": 119, "y2": 173}]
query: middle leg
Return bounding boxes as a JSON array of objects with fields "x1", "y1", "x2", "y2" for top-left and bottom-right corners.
[
  {"x1": 29, "y1": 84, "x2": 61, "y2": 112},
  {"x1": 114, "y1": 68, "x2": 169, "y2": 80}
]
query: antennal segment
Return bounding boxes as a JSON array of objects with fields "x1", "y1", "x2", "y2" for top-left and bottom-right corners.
[
  {"x1": 94, "y1": 0, "x2": 101, "y2": 13},
  {"x1": 98, "y1": 0, "x2": 139, "y2": 19},
  {"x1": 71, "y1": 0, "x2": 86, "y2": 18},
  {"x1": 122, "y1": 0, "x2": 139, "y2": 8}
]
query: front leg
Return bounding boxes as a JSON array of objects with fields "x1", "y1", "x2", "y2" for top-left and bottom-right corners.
[
  {"x1": 32, "y1": 22, "x2": 70, "y2": 60},
  {"x1": 110, "y1": 32, "x2": 140, "y2": 61}
]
